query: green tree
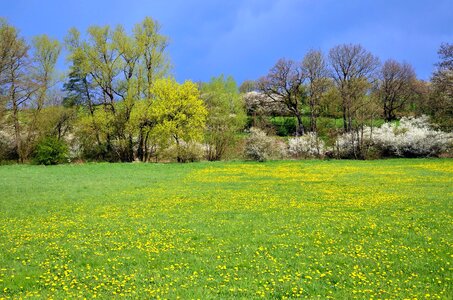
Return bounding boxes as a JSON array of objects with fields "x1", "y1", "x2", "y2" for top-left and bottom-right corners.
[
  {"x1": 64, "y1": 17, "x2": 170, "y2": 161},
  {"x1": 133, "y1": 17, "x2": 170, "y2": 98},
  {"x1": 1, "y1": 20, "x2": 61, "y2": 162},
  {"x1": 21, "y1": 35, "x2": 62, "y2": 160},
  {"x1": 0, "y1": 20, "x2": 29, "y2": 161},
  {"x1": 150, "y1": 78, "x2": 207, "y2": 162},
  {"x1": 201, "y1": 75, "x2": 246, "y2": 161},
  {"x1": 33, "y1": 136, "x2": 68, "y2": 165}
]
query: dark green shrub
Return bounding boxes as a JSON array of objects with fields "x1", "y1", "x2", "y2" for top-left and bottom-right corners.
[
  {"x1": 33, "y1": 137, "x2": 68, "y2": 165},
  {"x1": 270, "y1": 117, "x2": 297, "y2": 136}
]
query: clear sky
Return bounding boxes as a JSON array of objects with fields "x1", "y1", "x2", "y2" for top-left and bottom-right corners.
[{"x1": 2, "y1": 0, "x2": 452, "y2": 84}]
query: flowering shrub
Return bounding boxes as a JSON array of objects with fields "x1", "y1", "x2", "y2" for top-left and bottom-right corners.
[
  {"x1": 333, "y1": 130, "x2": 367, "y2": 158},
  {"x1": 244, "y1": 127, "x2": 276, "y2": 161},
  {"x1": 332, "y1": 116, "x2": 453, "y2": 158},
  {"x1": 288, "y1": 133, "x2": 325, "y2": 158},
  {"x1": 0, "y1": 130, "x2": 16, "y2": 161},
  {"x1": 371, "y1": 116, "x2": 453, "y2": 157}
]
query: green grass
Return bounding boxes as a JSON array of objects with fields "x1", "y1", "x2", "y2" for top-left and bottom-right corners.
[{"x1": 0, "y1": 159, "x2": 452, "y2": 299}]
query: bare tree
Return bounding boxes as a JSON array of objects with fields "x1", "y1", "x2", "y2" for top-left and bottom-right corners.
[
  {"x1": 21, "y1": 35, "x2": 61, "y2": 160},
  {"x1": 436, "y1": 43, "x2": 453, "y2": 70},
  {"x1": 0, "y1": 19, "x2": 16, "y2": 87},
  {"x1": 329, "y1": 44, "x2": 380, "y2": 132},
  {"x1": 239, "y1": 80, "x2": 257, "y2": 94},
  {"x1": 0, "y1": 19, "x2": 62, "y2": 163},
  {"x1": 258, "y1": 58, "x2": 306, "y2": 135},
  {"x1": 378, "y1": 59, "x2": 416, "y2": 121},
  {"x1": 0, "y1": 21, "x2": 30, "y2": 161},
  {"x1": 302, "y1": 50, "x2": 329, "y2": 133},
  {"x1": 430, "y1": 43, "x2": 453, "y2": 130}
]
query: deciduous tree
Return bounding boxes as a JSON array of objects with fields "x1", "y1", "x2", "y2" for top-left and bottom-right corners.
[
  {"x1": 258, "y1": 58, "x2": 306, "y2": 135},
  {"x1": 378, "y1": 59, "x2": 416, "y2": 121},
  {"x1": 64, "y1": 17, "x2": 170, "y2": 161},
  {"x1": 430, "y1": 43, "x2": 453, "y2": 130},
  {"x1": 150, "y1": 78, "x2": 207, "y2": 162},
  {"x1": 0, "y1": 21, "x2": 60, "y2": 162},
  {"x1": 201, "y1": 75, "x2": 246, "y2": 161},
  {"x1": 0, "y1": 20, "x2": 29, "y2": 161},
  {"x1": 329, "y1": 44, "x2": 379, "y2": 132},
  {"x1": 302, "y1": 50, "x2": 329, "y2": 132}
]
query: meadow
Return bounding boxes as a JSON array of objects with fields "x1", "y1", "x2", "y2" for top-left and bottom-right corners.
[{"x1": 0, "y1": 159, "x2": 452, "y2": 299}]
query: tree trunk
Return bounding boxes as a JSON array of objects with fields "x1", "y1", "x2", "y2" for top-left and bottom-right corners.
[
  {"x1": 175, "y1": 136, "x2": 181, "y2": 163},
  {"x1": 310, "y1": 99, "x2": 317, "y2": 133},
  {"x1": 137, "y1": 128, "x2": 144, "y2": 161},
  {"x1": 295, "y1": 113, "x2": 304, "y2": 136},
  {"x1": 12, "y1": 97, "x2": 22, "y2": 163},
  {"x1": 342, "y1": 102, "x2": 348, "y2": 132},
  {"x1": 341, "y1": 89, "x2": 349, "y2": 132},
  {"x1": 128, "y1": 134, "x2": 134, "y2": 162}
]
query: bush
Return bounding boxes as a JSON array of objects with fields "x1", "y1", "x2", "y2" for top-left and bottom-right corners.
[
  {"x1": 163, "y1": 141, "x2": 204, "y2": 163},
  {"x1": 288, "y1": 133, "x2": 325, "y2": 158},
  {"x1": 244, "y1": 127, "x2": 276, "y2": 161},
  {"x1": 333, "y1": 130, "x2": 365, "y2": 159},
  {"x1": 270, "y1": 117, "x2": 297, "y2": 136},
  {"x1": 371, "y1": 116, "x2": 453, "y2": 157},
  {"x1": 332, "y1": 116, "x2": 453, "y2": 159},
  {"x1": 33, "y1": 137, "x2": 68, "y2": 165}
]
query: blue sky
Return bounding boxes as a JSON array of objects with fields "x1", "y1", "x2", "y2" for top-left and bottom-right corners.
[{"x1": 2, "y1": 0, "x2": 452, "y2": 83}]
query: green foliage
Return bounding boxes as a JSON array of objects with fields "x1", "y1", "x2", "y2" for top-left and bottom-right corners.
[
  {"x1": 2, "y1": 20, "x2": 453, "y2": 164},
  {"x1": 1, "y1": 21, "x2": 63, "y2": 162},
  {"x1": 150, "y1": 78, "x2": 207, "y2": 161},
  {"x1": 270, "y1": 116, "x2": 297, "y2": 136},
  {"x1": 74, "y1": 106, "x2": 114, "y2": 160},
  {"x1": 151, "y1": 78, "x2": 207, "y2": 142},
  {"x1": 33, "y1": 137, "x2": 68, "y2": 165},
  {"x1": 201, "y1": 75, "x2": 246, "y2": 160},
  {"x1": 32, "y1": 35, "x2": 61, "y2": 77},
  {"x1": 62, "y1": 17, "x2": 173, "y2": 162},
  {"x1": 72, "y1": 77, "x2": 207, "y2": 162},
  {"x1": 36, "y1": 106, "x2": 76, "y2": 139}
]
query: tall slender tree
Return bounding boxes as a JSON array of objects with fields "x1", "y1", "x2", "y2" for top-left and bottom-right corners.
[
  {"x1": 22, "y1": 35, "x2": 61, "y2": 159},
  {"x1": 430, "y1": 43, "x2": 453, "y2": 130},
  {"x1": 64, "y1": 17, "x2": 171, "y2": 161},
  {"x1": 201, "y1": 75, "x2": 246, "y2": 161},
  {"x1": 1, "y1": 21, "x2": 30, "y2": 161},
  {"x1": 302, "y1": 50, "x2": 329, "y2": 133}
]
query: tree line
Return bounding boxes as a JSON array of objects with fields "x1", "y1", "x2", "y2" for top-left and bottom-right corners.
[
  {"x1": 0, "y1": 16, "x2": 451, "y2": 163},
  {"x1": 251, "y1": 44, "x2": 452, "y2": 136}
]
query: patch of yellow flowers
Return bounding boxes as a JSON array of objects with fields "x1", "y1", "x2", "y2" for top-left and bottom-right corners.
[{"x1": 0, "y1": 160, "x2": 452, "y2": 299}]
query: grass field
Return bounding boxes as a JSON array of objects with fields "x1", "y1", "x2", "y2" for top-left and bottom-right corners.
[{"x1": 0, "y1": 159, "x2": 452, "y2": 299}]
